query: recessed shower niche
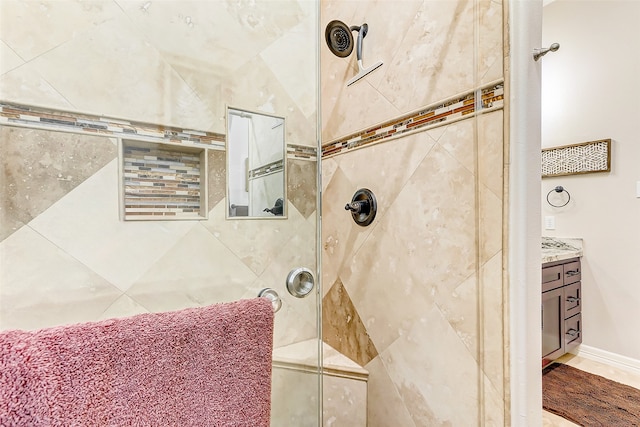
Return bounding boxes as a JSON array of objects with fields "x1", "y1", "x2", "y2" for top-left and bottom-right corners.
[{"x1": 119, "y1": 139, "x2": 207, "y2": 220}]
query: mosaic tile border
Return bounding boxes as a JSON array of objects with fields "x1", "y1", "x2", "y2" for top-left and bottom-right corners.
[
  {"x1": 249, "y1": 159, "x2": 284, "y2": 180},
  {"x1": 542, "y1": 139, "x2": 611, "y2": 178},
  {"x1": 122, "y1": 140, "x2": 206, "y2": 220},
  {"x1": 0, "y1": 102, "x2": 318, "y2": 161},
  {"x1": 0, "y1": 102, "x2": 225, "y2": 149},
  {"x1": 321, "y1": 80, "x2": 504, "y2": 158},
  {"x1": 287, "y1": 144, "x2": 317, "y2": 161}
]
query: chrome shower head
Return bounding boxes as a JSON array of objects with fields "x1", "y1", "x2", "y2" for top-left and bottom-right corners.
[
  {"x1": 325, "y1": 20, "x2": 353, "y2": 58},
  {"x1": 325, "y1": 20, "x2": 384, "y2": 86}
]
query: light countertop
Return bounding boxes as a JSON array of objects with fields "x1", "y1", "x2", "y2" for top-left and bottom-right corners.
[{"x1": 542, "y1": 237, "x2": 583, "y2": 264}]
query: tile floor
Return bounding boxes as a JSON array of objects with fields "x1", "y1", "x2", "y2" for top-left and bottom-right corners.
[{"x1": 542, "y1": 353, "x2": 640, "y2": 426}]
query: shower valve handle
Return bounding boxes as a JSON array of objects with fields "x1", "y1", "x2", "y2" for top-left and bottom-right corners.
[
  {"x1": 345, "y1": 200, "x2": 370, "y2": 214},
  {"x1": 345, "y1": 188, "x2": 377, "y2": 227}
]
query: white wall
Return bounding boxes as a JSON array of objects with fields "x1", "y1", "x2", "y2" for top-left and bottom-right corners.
[
  {"x1": 510, "y1": 1, "x2": 543, "y2": 424},
  {"x1": 542, "y1": 0, "x2": 640, "y2": 361}
]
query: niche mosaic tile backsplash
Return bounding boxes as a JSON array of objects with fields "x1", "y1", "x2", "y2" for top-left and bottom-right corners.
[{"x1": 122, "y1": 141, "x2": 205, "y2": 220}]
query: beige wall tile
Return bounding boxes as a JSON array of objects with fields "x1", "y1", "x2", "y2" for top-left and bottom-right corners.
[
  {"x1": 340, "y1": 143, "x2": 477, "y2": 354},
  {"x1": 99, "y1": 294, "x2": 149, "y2": 320},
  {"x1": 271, "y1": 367, "x2": 318, "y2": 426},
  {"x1": 0, "y1": 226, "x2": 121, "y2": 330},
  {"x1": 481, "y1": 252, "x2": 505, "y2": 397},
  {"x1": 271, "y1": 304, "x2": 316, "y2": 351},
  {"x1": 347, "y1": 1, "x2": 425, "y2": 90},
  {"x1": 201, "y1": 199, "x2": 308, "y2": 276},
  {"x1": 484, "y1": 373, "x2": 506, "y2": 427},
  {"x1": 543, "y1": 411, "x2": 579, "y2": 427},
  {"x1": 478, "y1": 109, "x2": 504, "y2": 199},
  {"x1": 121, "y1": 1, "x2": 266, "y2": 77},
  {"x1": 380, "y1": 306, "x2": 481, "y2": 426},
  {"x1": 479, "y1": 0, "x2": 504, "y2": 84},
  {"x1": 28, "y1": 160, "x2": 197, "y2": 292},
  {"x1": 1, "y1": 0, "x2": 317, "y2": 140},
  {"x1": 321, "y1": 157, "x2": 339, "y2": 194},
  {"x1": 375, "y1": 0, "x2": 475, "y2": 113},
  {"x1": 287, "y1": 159, "x2": 317, "y2": 219},
  {"x1": 321, "y1": 65, "x2": 401, "y2": 142},
  {"x1": 261, "y1": 21, "x2": 317, "y2": 119},
  {"x1": 320, "y1": 166, "x2": 374, "y2": 294},
  {"x1": 336, "y1": 131, "x2": 436, "y2": 220},
  {"x1": 207, "y1": 150, "x2": 227, "y2": 212},
  {"x1": 0, "y1": 0, "x2": 123, "y2": 61},
  {"x1": 29, "y1": 18, "x2": 217, "y2": 131},
  {"x1": 480, "y1": 183, "x2": 503, "y2": 263},
  {"x1": 125, "y1": 226, "x2": 258, "y2": 313},
  {"x1": 435, "y1": 273, "x2": 479, "y2": 357},
  {"x1": 0, "y1": 126, "x2": 117, "y2": 241},
  {"x1": 437, "y1": 118, "x2": 476, "y2": 174},
  {"x1": 0, "y1": 40, "x2": 23, "y2": 74},
  {"x1": 0, "y1": 62, "x2": 74, "y2": 110},
  {"x1": 323, "y1": 375, "x2": 367, "y2": 427},
  {"x1": 365, "y1": 356, "x2": 416, "y2": 427},
  {"x1": 322, "y1": 279, "x2": 378, "y2": 367},
  {"x1": 225, "y1": 54, "x2": 316, "y2": 148}
]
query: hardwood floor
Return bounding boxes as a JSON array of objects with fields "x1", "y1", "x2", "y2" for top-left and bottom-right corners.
[{"x1": 542, "y1": 353, "x2": 640, "y2": 426}]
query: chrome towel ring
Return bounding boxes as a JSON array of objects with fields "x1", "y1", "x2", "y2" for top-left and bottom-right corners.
[{"x1": 546, "y1": 186, "x2": 571, "y2": 208}]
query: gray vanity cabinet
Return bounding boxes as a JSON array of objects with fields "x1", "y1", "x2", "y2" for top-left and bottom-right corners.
[{"x1": 542, "y1": 257, "x2": 582, "y2": 367}]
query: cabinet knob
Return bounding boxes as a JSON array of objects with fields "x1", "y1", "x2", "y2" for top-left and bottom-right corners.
[
  {"x1": 566, "y1": 270, "x2": 580, "y2": 276},
  {"x1": 566, "y1": 296, "x2": 580, "y2": 303}
]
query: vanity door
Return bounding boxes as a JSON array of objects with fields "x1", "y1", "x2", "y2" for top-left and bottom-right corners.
[{"x1": 542, "y1": 287, "x2": 565, "y2": 366}]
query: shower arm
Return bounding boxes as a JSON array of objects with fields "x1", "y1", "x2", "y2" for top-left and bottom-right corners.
[{"x1": 349, "y1": 24, "x2": 368, "y2": 61}]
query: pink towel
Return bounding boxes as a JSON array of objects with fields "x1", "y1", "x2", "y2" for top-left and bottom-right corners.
[{"x1": 0, "y1": 298, "x2": 274, "y2": 426}]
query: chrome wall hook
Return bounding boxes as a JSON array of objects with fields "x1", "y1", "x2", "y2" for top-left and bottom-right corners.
[{"x1": 534, "y1": 42, "x2": 560, "y2": 61}]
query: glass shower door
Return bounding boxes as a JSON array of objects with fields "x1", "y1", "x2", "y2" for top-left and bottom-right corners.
[{"x1": 0, "y1": 0, "x2": 321, "y2": 425}]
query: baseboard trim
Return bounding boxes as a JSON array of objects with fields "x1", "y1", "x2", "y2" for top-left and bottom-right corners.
[{"x1": 571, "y1": 344, "x2": 640, "y2": 375}]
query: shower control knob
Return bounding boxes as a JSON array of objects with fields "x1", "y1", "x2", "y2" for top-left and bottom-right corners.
[
  {"x1": 344, "y1": 200, "x2": 368, "y2": 213},
  {"x1": 345, "y1": 188, "x2": 377, "y2": 227}
]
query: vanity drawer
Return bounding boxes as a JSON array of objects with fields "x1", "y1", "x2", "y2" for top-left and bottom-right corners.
[
  {"x1": 564, "y1": 281, "x2": 581, "y2": 319},
  {"x1": 563, "y1": 260, "x2": 581, "y2": 284},
  {"x1": 564, "y1": 313, "x2": 582, "y2": 352},
  {"x1": 542, "y1": 265, "x2": 563, "y2": 292}
]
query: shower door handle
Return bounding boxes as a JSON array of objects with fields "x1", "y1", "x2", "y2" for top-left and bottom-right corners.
[{"x1": 286, "y1": 267, "x2": 315, "y2": 298}]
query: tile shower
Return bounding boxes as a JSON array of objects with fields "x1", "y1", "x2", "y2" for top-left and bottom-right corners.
[{"x1": 1, "y1": 0, "x2": 511, "y2": 425}]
